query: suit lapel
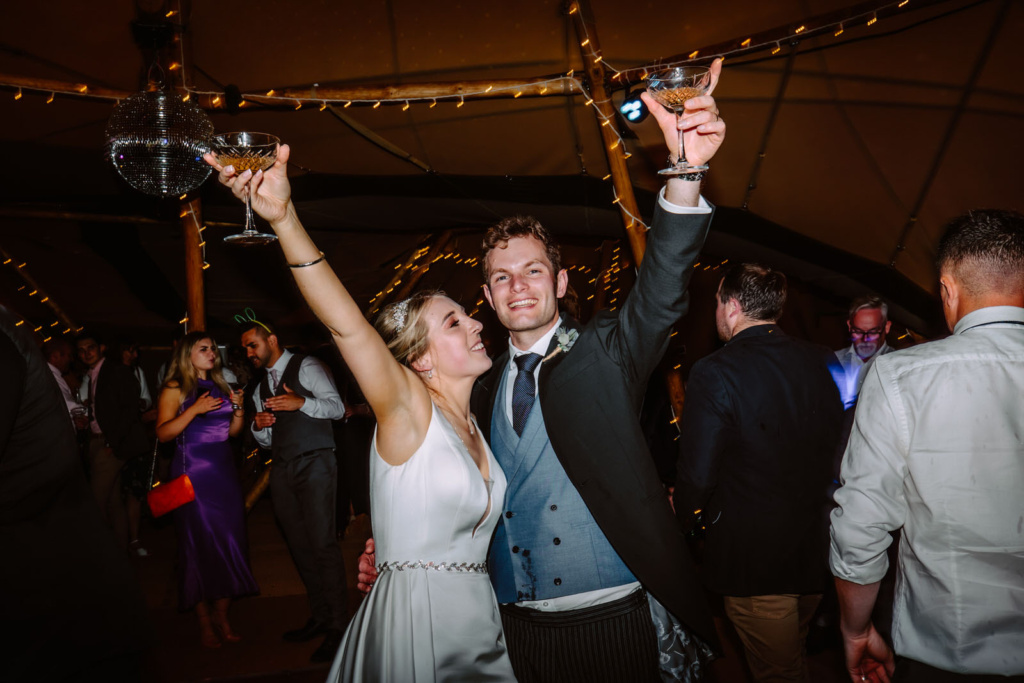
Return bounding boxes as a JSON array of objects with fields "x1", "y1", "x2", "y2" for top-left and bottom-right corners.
[
  {"x1": 538, "y1": 315, "x2": 581, "y2": 398},
  {"x1": 474, "y1": 349, "x2": 508, "y2": 443}
]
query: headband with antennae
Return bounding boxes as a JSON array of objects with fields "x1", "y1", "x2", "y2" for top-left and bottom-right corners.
[{"x1": 234, "y1": 307, "x2": 273, "y2": 334}]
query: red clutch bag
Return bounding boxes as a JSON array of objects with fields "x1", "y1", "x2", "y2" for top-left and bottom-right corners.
[{"x1": 147, "y1": 474, "x2": 195, "y2": 517}]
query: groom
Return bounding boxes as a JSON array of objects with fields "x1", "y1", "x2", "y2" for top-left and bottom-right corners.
[{"x1": 362, "y1": 61, "x2": 726, "y2": 680}]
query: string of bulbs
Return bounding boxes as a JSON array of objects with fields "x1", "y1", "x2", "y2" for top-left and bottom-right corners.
[
  {"x1": 0, "y1": 250, "x2": 82, "y2": 341},
  {"x1": 3, "y1": 0, "x2": 922, "y2": 112}
]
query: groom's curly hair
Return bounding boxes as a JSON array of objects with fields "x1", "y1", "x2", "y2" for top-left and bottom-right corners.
[{"x1": 481, "y1": 215, "x2": 563, "y2": 283}]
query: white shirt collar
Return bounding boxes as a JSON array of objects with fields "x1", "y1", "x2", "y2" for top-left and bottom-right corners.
[
  {"x1": 507, "y1": 315, "x2": 562, "y2": 367},
  {"x1": 268, "y1": 348, "x2": 293, "y2": 375},
  {"x1": 953, "y1": 305, "x2": 1024, "y2": 335}
]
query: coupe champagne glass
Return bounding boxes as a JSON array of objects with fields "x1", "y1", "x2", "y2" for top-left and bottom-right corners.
[
  {"x1": 211, "y1": 132, "x2": 281, "y2": 245},
  {"x1": 646, "y1": 67, "x2": 712, "y2": 175}
]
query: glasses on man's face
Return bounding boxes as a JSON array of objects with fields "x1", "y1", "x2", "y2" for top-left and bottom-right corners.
[{"x1": 850, "y1": 327, "x2": 885, "y2": 339}]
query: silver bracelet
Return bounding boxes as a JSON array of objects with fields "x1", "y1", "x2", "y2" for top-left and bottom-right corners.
[{"x1": 288, "y1": 251, "x2": 326, "y2": 268}]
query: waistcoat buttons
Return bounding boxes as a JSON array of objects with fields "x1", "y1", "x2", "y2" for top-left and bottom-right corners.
[
  {"x1": 553, "y1": 578, "x2": 561, "y2": 586},
  {"x1": 553, "y1": 537, "x2": 560, "y2": 545}
]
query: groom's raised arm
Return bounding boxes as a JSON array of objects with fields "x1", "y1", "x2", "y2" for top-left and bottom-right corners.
[{"x1": 613, "y1": 59, "x2": 726, "y2": 386}]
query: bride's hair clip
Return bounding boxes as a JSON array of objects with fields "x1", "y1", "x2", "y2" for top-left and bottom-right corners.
[
  {"x1": 391, "y1": 299, "x2": 411, "y2": 333},
  {"x1": 234, "y1": 307, "x2": 273, "y2": 334}
]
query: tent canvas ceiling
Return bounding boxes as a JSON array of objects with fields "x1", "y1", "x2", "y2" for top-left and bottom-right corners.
[{"x1": 1, "y1": 0, "x2": 1021, "y2": 343}]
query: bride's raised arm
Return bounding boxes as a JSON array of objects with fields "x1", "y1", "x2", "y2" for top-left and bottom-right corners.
[{"x1": 205, "y1": 146, "x2": 428, "y2": 449}]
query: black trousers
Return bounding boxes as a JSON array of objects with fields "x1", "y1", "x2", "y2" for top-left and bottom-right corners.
[
  {"x1": 499, "y1": 588, "x2": 660, "y2": 683},
  {"x1": 895, "y1": 658, "x2": 1024, "y2": 683},
  {"x1": 270, "y1": 448, "x2": 348, "y2": 629}
]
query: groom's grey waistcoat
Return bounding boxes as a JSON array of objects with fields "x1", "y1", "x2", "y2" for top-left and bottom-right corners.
[{"x1": 488, "y1": 370, "x2": 635, "y2": 603}]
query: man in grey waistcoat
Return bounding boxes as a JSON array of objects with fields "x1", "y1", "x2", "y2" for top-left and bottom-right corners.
[
  {"x1": 360, "y1": 59, "x2": 727, "y2": 682},
  {"x1": 241, "y1": 320, "x2": 348, "y2": 662}
]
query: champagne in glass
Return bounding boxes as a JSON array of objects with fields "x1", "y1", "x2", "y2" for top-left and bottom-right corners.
[
  {"x1": 646, "y1": 67, "x2": 712, "y2": 175},
  {"x1": 211, "y1": 132, "x2": 281, "y2": 245}
]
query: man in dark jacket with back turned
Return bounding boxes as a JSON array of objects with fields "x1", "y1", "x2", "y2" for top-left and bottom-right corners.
[
  {"x1": 2, "y1": 309, "x2": 150, "y2": 681},
  {"x1": 674, "y1": 263, "x2": 843, "y2": 682}
]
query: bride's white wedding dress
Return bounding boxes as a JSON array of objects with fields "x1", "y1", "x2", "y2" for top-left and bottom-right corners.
[{"x1": 329, "y1": 402, "x2": 516, "y2": 682}]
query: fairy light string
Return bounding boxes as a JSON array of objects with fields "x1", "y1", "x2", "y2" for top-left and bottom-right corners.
[
  {"x1": 1, "y1": 0, "x2": 929, "y2": 110},
  {"x1": 0, "y1": 246, "x2": 81, "y2": 338}
]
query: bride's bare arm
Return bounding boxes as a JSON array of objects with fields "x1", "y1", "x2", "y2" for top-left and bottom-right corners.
[{"x1": 205, "y1": 146, "x2": 429, "y2": 460}]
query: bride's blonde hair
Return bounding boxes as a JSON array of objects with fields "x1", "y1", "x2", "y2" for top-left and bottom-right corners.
[
  {"x1": 162, "y1": 332, "x2": 232, "y2": 402},
  {"x1": 374, "y1": 291, "x2": 444, "y2": 367}
]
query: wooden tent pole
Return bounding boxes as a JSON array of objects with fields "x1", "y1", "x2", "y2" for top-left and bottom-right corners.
[
  {"x1": 164, "y1": 0, "x2": 206, "y2": 333},
  {"x1": 0, "y1": 73, "x2": 579, "y2": 107},
  {"x1": 180, "y1": 198, "x2": 206, "y2": 332},
  {"x1": 571, "y1": 0, "x2": 690, "y2": 421},
  {"x1": 570, "y1": 1, "x2": 648, "y2": 262}
]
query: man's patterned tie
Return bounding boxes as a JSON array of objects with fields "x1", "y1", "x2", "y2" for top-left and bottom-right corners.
[{"x1": 512, "y1": 353, "x2": 542, "y2": 436}]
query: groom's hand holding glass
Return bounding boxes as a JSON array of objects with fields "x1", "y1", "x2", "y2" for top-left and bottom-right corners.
[{"x1": 641, "y1": 57, "x2": 725, "y2": 207}]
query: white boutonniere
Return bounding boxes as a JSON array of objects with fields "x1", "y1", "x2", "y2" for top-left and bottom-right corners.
[{"x1": 542, "y1": 327, "x2": 579, "y2": 362}]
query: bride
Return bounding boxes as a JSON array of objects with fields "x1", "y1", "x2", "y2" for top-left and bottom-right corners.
[{"x1": 207, "y1": 149, "x2": 516, "y2": 681}]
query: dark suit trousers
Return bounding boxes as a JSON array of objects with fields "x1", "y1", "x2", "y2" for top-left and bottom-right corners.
[
  {"x1": 270, "y1": 448, "x2": 348, "y2": 629},
  {"x1": 499, "y1": 589, "x2": 659, "y2": 683}
]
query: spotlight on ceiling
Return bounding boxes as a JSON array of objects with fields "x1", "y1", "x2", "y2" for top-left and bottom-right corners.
[{"x1": 619, "y1": 88, "x2": 648, "y2": 123}]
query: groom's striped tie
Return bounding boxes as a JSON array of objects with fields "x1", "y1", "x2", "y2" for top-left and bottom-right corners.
[{"x1": 511, "y1": 353, "x2": 542, "y2": 436}]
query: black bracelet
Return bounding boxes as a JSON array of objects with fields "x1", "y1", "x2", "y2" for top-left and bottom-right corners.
[
  {"x1": 666, "y1": 156, "x2": 708, "y2": 181},
  {"x1": 288, "y1": 251, "x2": 326, "y2": 268}
]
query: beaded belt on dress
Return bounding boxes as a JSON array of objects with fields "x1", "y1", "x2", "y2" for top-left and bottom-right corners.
[{"x1": 376, "y1": 560, "x2": 488, "y2": 574}]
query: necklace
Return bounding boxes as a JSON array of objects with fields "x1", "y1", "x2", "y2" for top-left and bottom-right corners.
[
  {"x1": 433, "y1": 398, "x2": 475, "y2": 442},
  {"x1": 440, "y1": 405, "x2": 475, "y2": 437},
  {"x1": 427, "y1": 386, "x2": 475, "y2": 434}
]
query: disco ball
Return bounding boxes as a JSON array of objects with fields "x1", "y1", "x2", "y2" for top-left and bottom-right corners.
[{"x1": 106, "y1": 90, "x2": 214, "y2": 197}]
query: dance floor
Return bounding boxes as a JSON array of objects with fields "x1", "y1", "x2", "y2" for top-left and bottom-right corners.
[{"x1": 132, "y1": 497, "x2": 848, "y2": 682}]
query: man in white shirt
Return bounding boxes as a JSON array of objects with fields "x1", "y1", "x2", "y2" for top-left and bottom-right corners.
[
  {"x1": 830, "y1": 208, "x2": 1024, "y2": 682},
  {"x1": 832, "y1": 296, "x2": 893, "y2": 410},
  {"x1": 241, "y1": 321, "x2": 348, "y2": 663},
  {"x1": 42, "y1": 338, "x2": 88, "y2": 429}
]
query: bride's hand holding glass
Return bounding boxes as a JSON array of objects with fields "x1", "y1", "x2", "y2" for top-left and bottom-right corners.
[{"x1": 204, "y1": 143, "x2": 294, "y2": 226}]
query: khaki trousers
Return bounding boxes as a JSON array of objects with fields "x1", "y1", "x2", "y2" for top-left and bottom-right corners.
[
  {"x1": 723, "y1": 593, "x2": 822, "y2": 683},
  {"x1": 88, "y1": 436, "x2": 128, "y2": 549}
]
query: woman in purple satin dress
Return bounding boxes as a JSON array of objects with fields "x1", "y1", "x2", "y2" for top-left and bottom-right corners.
[{"x1": 156, "y1": 332, "x2": 259, "y2": 648}]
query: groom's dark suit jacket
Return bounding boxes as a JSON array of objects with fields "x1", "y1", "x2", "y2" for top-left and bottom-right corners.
[{"x1": 473, "y1": 202, "x2": 720, "y2": 650}]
